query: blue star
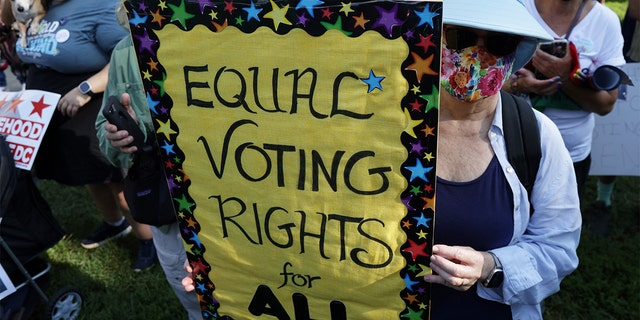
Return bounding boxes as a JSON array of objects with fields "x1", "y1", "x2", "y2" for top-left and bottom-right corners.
[
  {"x1": 196, "y1": 282, "x2": 207, "y2": 292},
  {"x1": 129, "y1": 10, "x2": 147, "y2": 26},
  {"x1": 361, "y1": 70, "x2": 385, "y2": 93},
  {"x1": 161, "y1": 140, "x2": 176, "y2": 155},
  {"x1": 295, "y1": 0, "x2": 323, "y2": 18},
  {"x1": 405, "y1": 158, "x2": 432, "y2": 183},
  {"x1": 403, "y1": 273, "x2": 420, "y2": 292},
  {"x1": 188, "y1": 230, "x2": 202, "y2": 248},
  {"x1": 243, "y1": 1, "x2": 262, "y2": 22},
  {"x1": 146, "y1": 93, "x2": 160, "y2": 115},
  {"x1": 412, "y1": 212, "x2": 432, "y2": 228},
  {"x1": 414, "y1": 4, "x2": 439, "y2": 29}
]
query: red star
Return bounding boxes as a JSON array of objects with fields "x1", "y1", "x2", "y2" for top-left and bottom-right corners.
[
  {"x1": 321, "y1": 7, "x2": 333, "y2": 19},
  {"x1": 29, "y1": 95, "x2": 51, "y2": 118},
  {"x1": 402, "y1": 239, "x2": 429, "y2": 261},
  {"x1": 164, "y1": 159, "x2": 174, "y2": 169},
  {"x1": 223, "y1": 1, "x2": 236, "y2": 14},
  {"x1": 149, "y1": 86, "x2": 159, "y2": 96},
  {"x1": 423, "y1": 183, "x2": 434, "y2": 193},
  {"x1": 416, "y1": 34, "x2": 436, "y2": 54},
  {"x1": 191, "y1": 257, "x2": 209, "y2": 275},
  {"x1": 409, "y1": 99, "x2": 423, "y2": 112}
]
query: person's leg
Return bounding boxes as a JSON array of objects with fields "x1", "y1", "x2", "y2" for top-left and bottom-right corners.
[
  {"x1": 151, "y1": 223, "x2": 203, "y2": 320},
  {"x1": 108, "y1": 182, "x2": 156, "y2": 271},
  {"x1": 595, "y1": 175, "x2": 617, "y2": 207},
  {"x1": 81, "y1": 183, "x2": 131, "y2": 249},
  {"x1": 572, "y1": 154, "x2": 591, "y2": 208}
]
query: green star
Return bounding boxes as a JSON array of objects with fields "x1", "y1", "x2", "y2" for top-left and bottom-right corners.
[
  {"x1": 320, "y1": 16, "x2": 352, "y2": 36},
  {"x1": 153, "y1": 72, "x2": 167, "y2": 97},
  {"x1": 401, "y1": 307, "x2": 425, "y2": 320},
  {"x1": 419, "y1": 84, "x2": 439, "y2": 113},
  {"x1": 410, "y1": 185, "x2": 422, "y2": 195},
  {"x1": 407, "y1": 264, "x2": 420, "y2": 273},
  {"x1": 174, "y1": 194, "x2": 195, "y2": 214},
  {"x1": 235, "y1": 16, "x2": 245, "y2": 26},
  {"x1": 168, "y1": 0, "x2": 195, "y2": 30},
  {"x1": 173, "y1": 156, "x2": 181, "y2": 163}
]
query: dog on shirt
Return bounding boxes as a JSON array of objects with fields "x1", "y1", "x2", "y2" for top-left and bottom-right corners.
[{"x1": 9, "y1": 0, "x2": 49, "y2": 48}]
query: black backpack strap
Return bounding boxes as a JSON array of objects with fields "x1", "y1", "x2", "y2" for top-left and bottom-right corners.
[{"x1": 500, "y1": 91, "x2": 541, "y2": 213}]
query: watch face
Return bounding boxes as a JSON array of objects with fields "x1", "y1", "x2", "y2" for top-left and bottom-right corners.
[
  {"x1": 487, "y1": 270, "x2": 504, "y2": 288},
  {"x1": 79, "y1": 82, "x2": 91, "y2": 94}
]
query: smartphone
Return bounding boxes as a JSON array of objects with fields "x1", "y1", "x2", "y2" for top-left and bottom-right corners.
[
  {"x1": 539, "y1": 39, "x2": 568, "y2": 58},
  {"x1": 102, "y1": 95, "x2": 145, "y2": 151}
]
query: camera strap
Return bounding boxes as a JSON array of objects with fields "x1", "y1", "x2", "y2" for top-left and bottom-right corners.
[{"x1": 564, "y1": 0, "x2": 587, "y2": 40}]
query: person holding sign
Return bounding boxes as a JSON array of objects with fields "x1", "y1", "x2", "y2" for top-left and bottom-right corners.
[
  {"x1": 94, "y1": 3, "x2": 202, "y2": 319},
  {"x1": 423, "y1": 0, "x2": 581, "y2": 319}
]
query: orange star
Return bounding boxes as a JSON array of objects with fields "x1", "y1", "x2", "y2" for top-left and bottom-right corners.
[
  {"x1": 353, "y1": 12, "x2": 369, "y2": 29},
  {"x1": 7, "y1": 94, "x2": 23, "y2": 113},
  {"x1": 150, "y1": 9, "x2": 167, "y2": 27},
  {"x1": 405, "y1": 52, "x2": 438, "y2": 83},
  {"x1": 402, "y1": 219, "x2": 413, "y2": 229},
  {"x1": 420, "y1": 124, "x2": 435, "y2": 137},
  {"x1": 212, "y1": 18, "x2": 228, "y2": 32},
  {"x1": 186, "y1": 216, "x2": 198, "y2": 229},
  {"x1": 147, "y1": 58, "x2": 159, "y2": 72},
  {"x1": 403, "y1": 292, "x2": 419, "y2": 305},
  {"x1": 421, "y1": 196, "x2": 435, "y2": 211}
]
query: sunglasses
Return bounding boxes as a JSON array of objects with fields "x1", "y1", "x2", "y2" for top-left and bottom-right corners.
[{"x1": 444, "y1": 26, "x2": 522, "y2": 57}]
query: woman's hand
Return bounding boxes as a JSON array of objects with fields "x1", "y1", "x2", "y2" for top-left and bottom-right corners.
[
  {"x1": 182, "y1": 258, "x2": 196, "y2": 292},
  {"x1": 57, "y1": 86, "x2": 91, "y2": 117},
  {"x1": 423, "y1": 244, "x2": 494, "y2": 292},
  {"x1": 104, "y1": 93, "x2": 139, "y2": 154},
  {"x1": 512, "y1": 68, "x2": 562, "y2": 96}
]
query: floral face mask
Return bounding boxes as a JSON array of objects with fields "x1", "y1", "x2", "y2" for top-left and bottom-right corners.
[{"x1": 440, "y1": 45, "x2": 516, "y2": 102}]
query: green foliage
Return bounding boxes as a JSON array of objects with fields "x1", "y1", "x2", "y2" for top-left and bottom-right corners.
[
  {"x1": 543, "y1": 176, "x2": 640, "y2": 320},
  {"x1": 31, "y1": 181, "x2": 186, "y2": 320}
]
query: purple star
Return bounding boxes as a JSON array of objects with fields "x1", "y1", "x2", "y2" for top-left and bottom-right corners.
[
  {"x1": 194, "y1": 0, "x2": 216, "y2": 14},
  {"x1": 409, "y1": 140, "x2": 426, "y2": 155},
  {"x1": 297, "y1": 12, "x2": 309, "y2": 26},
  {"x1": 137, "y1": 2, "x2": 148, "y2": 12},
  {"x1": 372, "y1": 4, "x2": 403, "y2": 37},
  {"x1": 134, "y1": 28, "x2": 158, "y2": 56},
  {"x1": 402, "y1": 194, "x2": 415, "y2": 211},
  {"x1": 168, "y1": 174, "x2": 180, "y2": 192}
]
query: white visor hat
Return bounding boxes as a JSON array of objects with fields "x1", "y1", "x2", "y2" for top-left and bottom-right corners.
[{"x1": 443, "y1": 0, "x2": 553, "y2": 71}]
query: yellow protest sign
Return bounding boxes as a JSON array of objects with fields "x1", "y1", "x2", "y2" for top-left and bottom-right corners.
[{"x1": 127, "y1": 0, "x2": 441, "y2": 318}]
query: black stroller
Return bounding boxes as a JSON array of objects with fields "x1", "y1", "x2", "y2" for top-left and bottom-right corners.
[{"x1": 0, "y1": 135, "x2": 82, "y2": 319}]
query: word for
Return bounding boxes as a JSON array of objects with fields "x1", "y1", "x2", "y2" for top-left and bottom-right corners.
[
  {"x1": 199, "y1": 120, "x2": 392, "y2": 195},
  {"x1": 0, "y1": 117, "x2": 45, "y2": 140},
  {"x1": 249, "y1": 285, "x2": 347, "y2": 320},
  {"x1": 184, "y1": 65, "x2": 373, "y2": 120},
  {"x1": 210, "y1": 195, "x2": 393, "y2": 269},
  {"x1": 278, "y1": 262, "x2": 321, "y2": 289}
]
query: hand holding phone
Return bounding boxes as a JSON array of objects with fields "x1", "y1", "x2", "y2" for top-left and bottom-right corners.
[
  {"x1": 539, "y1": 39, "x2": 568, "y2": 58},
  {"x1": 102, "y1": 95, "x2": 145, "y2": 151}
]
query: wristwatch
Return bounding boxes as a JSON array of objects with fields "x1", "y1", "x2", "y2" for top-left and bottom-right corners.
[
  {"x1": 482, "y1": 252, "x2": 504, "y2": 288},
  {"x1": 78, "y1": 81, "x2": 95, "y2": 97}
]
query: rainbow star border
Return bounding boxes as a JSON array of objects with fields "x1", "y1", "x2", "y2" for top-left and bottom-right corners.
[{"x1": 125, "y1": 0, "x2": 441, "y2": 318}]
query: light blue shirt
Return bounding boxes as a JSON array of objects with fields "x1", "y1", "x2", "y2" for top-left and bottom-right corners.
[{"x1": 478, "y1": 95, "x2": 581, "y2": 319}]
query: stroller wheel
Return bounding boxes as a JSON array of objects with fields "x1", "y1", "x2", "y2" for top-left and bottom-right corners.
[{"x1": 45, "y1": 287, "x2": 83, "y2": 320}]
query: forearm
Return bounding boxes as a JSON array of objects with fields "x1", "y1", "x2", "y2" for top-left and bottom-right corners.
[{"x1": 559, "y1": 80, "x2": 617, "y2": 115}]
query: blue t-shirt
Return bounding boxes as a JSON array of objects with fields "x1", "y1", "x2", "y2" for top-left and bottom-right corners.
[
  {"x1": 17, "y1": 0, "x2": 127, "y2": 74},
  {"x1": 431, "y1": 155, "x2": 514, "y2": 319}
]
